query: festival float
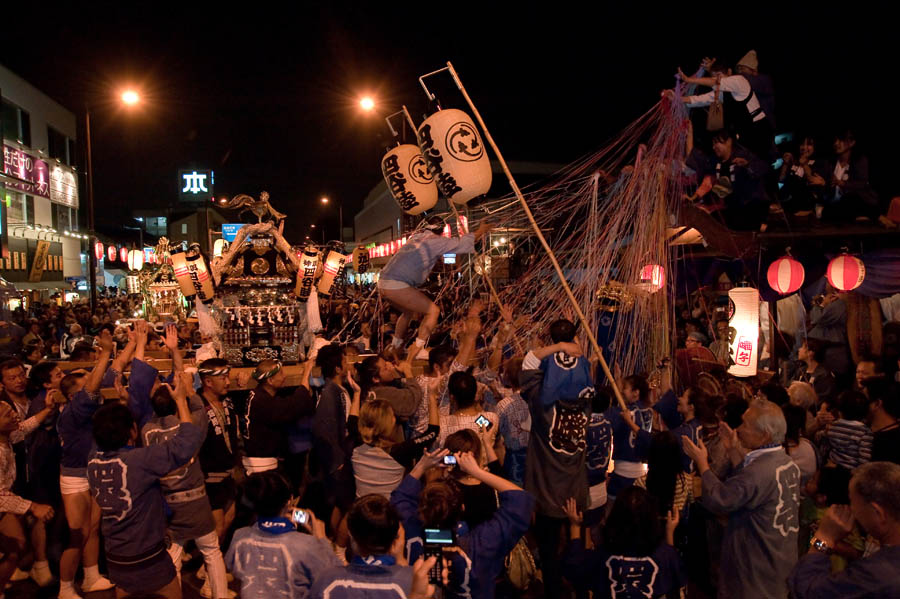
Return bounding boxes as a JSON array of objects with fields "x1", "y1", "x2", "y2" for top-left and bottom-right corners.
[
  {"x1": 138, "y1": 238, "x2": 187, "y2": 321},
  {"x1": 211, "y1": 192, "x2": 308, "y2": 366}
]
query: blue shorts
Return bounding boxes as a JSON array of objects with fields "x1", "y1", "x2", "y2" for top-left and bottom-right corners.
[{"x1": 107, "y1": 542, "x2": 175, "y2": 594}]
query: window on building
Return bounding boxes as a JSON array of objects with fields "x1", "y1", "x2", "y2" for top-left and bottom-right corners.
[
  {"x1": 1, "y1": 99, "x2": 32, "y2": 147},
  {"x1": 7, "y1": 192, "x2": 25, "y2": 224},
  {"x1": 181, "y1": 223, "x2": 188, "y2": 234},
  {"x1": 1, "y1": 100, "x2": 17, "y2": 141},
  {"x1": 25, "y1": 195, "x2": 34, "y2": 226},
  {"x1": 52, "y1": 203, "x2": 72, "y2": 231},
  {"x1": 48, "y1": 127, "x2": 67, "y2": 162}
]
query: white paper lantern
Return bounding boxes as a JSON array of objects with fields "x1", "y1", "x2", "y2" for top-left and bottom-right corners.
[
  {"x1": 381, "y1": 144, "x2": 438, "y2": 215},
  {"x1": 317, "y1": 251, "x2": 348, "y2": 296},
  {"x1": 172, "y1": 251, "x2": 215, "y2": 302},
  {"x1": 417, "y1": 108, "x2": 492, "y2": 205},
  {"x1": 125, "y1": 275, "x2": 141, "y2": 294},
  {"x1": 295, "y1": 247, "x2": 319, "y2": 302},
  {"x1": 727, "y1": 287, "x2": 759, "y2": 377},
  {"x1": 213, "y1": 238, "x2": 228, "y2": 258},
  {"x1": 127, "y1": 249, "x2": 144, "y2": 272}
]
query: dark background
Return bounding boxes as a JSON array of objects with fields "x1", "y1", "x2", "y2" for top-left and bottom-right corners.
[{"x1": 2, "y1": 3, "x2": 896, "y2": 237}]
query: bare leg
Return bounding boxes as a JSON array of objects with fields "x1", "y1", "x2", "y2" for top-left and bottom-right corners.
[
  {"x1": 212, "y1": 502, "x2": 235, "y2": 546},
  {"x1": 60, "y1": 490, "x2": 91, "y2": 584},
  {"x1": 0, "y1": 513, "x2": 26, "y2": 588},
  {"x1": 84, "y1": 497, "x2": 102, "y2": 567},
  {"x1": 31, "y1": 519, "x2": 47, "y2": 562},
  {"x1": 380, "y1": 287, "x2": 440, "y2": 344}
]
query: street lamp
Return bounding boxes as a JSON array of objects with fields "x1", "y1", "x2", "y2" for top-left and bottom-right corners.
[
  {"x1": 359, "y1": 96, "x2": 375, "y2": 112},
  {"x1": 85, "y1": 89, "x2": 141, "y2": 312},
  {"x1": 320, "y1": 196, "x2": 344, "y2": 242}
]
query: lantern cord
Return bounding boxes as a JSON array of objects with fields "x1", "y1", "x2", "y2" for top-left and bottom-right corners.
[{"x1": 445, "y1": 60, "x2": 634, "y2": 410}]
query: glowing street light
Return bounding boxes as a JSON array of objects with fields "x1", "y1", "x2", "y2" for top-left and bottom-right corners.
[
  {"x1": 359, "y1": 96, "x2": 375, "y2": 112},
  {"x1": 121, "y1": 90, "x2": 140, "y2": 105},
  {"x1": 320, "y1": 196, "x2": 329, "y2": 204}
]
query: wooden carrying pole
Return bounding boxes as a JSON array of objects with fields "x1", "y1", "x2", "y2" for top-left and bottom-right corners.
[{"x1": 443, "y1": 61, "x2": 628, "y2": 411}]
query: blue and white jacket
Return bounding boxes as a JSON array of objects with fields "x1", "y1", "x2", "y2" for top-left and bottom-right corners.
[
  {"x1": 390, "y1": 475, "x2": 534, "y2": 599},
  {"x1": 310, "y1": 555, "x2": 413, "y2": 599}
]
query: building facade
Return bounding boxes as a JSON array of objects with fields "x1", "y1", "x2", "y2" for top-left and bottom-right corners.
[{"x1": 1, "y1": 63, "x2": 84, "y2": 301}]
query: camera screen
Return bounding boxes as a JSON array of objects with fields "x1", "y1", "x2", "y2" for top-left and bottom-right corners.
[{"x1": 424, "y1": 528, "x2": 453, "y2": 545}]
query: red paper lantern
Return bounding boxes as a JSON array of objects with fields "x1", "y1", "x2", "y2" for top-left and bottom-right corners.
[
  {"x1": 119, "y1": 247, "x2": 128, "y2": 263},
  {"x1": 94, "y1": 241, "x2": 104, "y2": 261},
  {"x1": 827, "y1": 254, "x2": 866, "y2": 291},
  {"x1": 767, "y1": 256, "x2": 805, "y2": 295},
  {"x1": 107, "y1": 245, "x2": 116, "y2": 262},
  {"x1": 639, "y1": 264, "x2": 665, "y2": 292}
]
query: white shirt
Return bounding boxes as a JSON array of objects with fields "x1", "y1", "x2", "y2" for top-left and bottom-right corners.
[
  {"x1": 833, "y1": 161, "x2": 850, "y2": 200},
  {"x1": 685, "y1": 75, "x2": 765, "y2": 123}
]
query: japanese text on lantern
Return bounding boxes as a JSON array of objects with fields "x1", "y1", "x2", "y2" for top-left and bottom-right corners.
[
  {"x1": 735, "y1": 338, "x2": 753, "y2": 367},
  {"x1": 418, "y1": 125, "x2": 463, "y2": 198},
  {"x1": 297, "y1": 258, "x2": 317, "y2": 301},
  {"x1": 382, "y1": 154, "x2": 419, "y2": 211}
]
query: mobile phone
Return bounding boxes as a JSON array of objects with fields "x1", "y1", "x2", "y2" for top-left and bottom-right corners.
[
  {"x1": 290, "y1": 508, "x2": 309, "y2": 526},
  {"x1": 474, "y1": 414, "x2": 492, "y2": 430},
  {"x1": 423, "y1": 528, "x2": 454, "y2": 585},
  {"x1": 443, "y1": 455, "x2": 457, "y2": 466}
]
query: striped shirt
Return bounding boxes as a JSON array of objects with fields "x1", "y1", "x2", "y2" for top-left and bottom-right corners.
[{"x1": 827, "y1": 419, "x2": 873, "y2": 470}]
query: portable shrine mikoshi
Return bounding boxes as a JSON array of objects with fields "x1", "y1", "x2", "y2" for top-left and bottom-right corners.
[
  {"x1": 139, "y1": 238, "x2": 187, "y2": 321},
  {"x1": 212, "y1": 192, "x2": 307, "y2": 366}
]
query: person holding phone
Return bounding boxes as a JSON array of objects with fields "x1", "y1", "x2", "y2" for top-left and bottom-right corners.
[
  {"x1": 226, "y1": 471, "x2": 339, "y2": 599},
  {"x1": 437, "y1": 371, "x2": 498, "y2": 453},
  {"x1": 390, "y1": 449, "x2": 534, "y2": 599}
]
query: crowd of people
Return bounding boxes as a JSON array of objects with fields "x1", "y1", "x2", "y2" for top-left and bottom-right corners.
[
  {"x1": 0, "y1": 277, "x2": 898, "y2": 599},
  {"x1": 672, "y1": 51, "x2": 897, "y2": 232}
]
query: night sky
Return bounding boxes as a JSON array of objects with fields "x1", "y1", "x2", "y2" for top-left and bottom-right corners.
[{"x1": 3, "y1": 4, "x2": 896, "y2": 239}]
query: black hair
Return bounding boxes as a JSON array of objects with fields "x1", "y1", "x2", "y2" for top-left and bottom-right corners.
[
  {"x1": 448, "y1": 371, "x2": 477, "y2": 410},
  {"x1": 723, "y1": 393, "x2": 749, "y2": 429},
  {"x1": 92, "y1": 403, "x2": 135, "y2": 451},
  {"x1": 549, "y1": 319, "x2": 577, "y2": 343},
  {"x1": 316, "y1": 344, "x2": 345, "y2": 379},
  {"x1": 592, "y1": 387, "x2": 612, "y2": 414},
  {"x1": 694, "y1": 393, "x2": 723, "y2": 425},
  {"x1": 29, "y1": 361, "x2": 58, "y2": 389},
  {"x1": 70, "y1": 343, "x2": 95, "y2": 362},
  {"x1": 644, "y1": 431, "x2": 683, "y2": 516},
  {"x1": 758, "y1": 382, "x2": 789, "y2": 407},
  {"x1": 708, "y1": 59, "x2": 730, "y2": 74},
  {"x1": 357, "y1": 355, "x2": 381, "y2": 400},
  {"x1": 347, "y1": 494, "x2": 401, "y2": 556},
  {"x1": 623, "y1": 374, "x2": 650, "y2": 404},
  {"x1": 244, "y1": 471, "x2": 292, "y2": 518},
  {"x1": 0, "y1": 359, "x2": 25, "y2": 376},
  {"x1": 60, "y1": 373, "x2": 85, "y2": 399},
  {"x1": 428, "y1": 345, "x2": 457, "y2": 374},
  {"x1": 804, "y1": 338, "x2": 827, "y2": 364},
  {"x1": 151, "y1": 385, "x2": 176, "y2": 418},
  {"x1": 876, "y1": 382, "x2": 900, "y2": 419},
  {"x1": 837, "y1": 390, "x2": 870, "y2": 422},
  {"x1": 781, "y1": 403, "x2": 807, "y2": 446},
  {"x1": 603, "y1": 486, "x2": 663, "y2": 557},
  {"x1": 711, "y1": 129, "x2": 734, "y2": 144}
]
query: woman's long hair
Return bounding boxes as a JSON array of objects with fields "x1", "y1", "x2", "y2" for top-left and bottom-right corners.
[
  {"x1": 604, "y1": 487, "x2": 663, "y2": 557},
  {"x1": 358, "y1": 399, "x2": 396, "y2": 448}
]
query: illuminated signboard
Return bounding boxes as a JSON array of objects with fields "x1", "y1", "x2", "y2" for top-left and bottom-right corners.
[
  {"x1": 178, "y1": 169, "x2": 214, "y2": 203},
  {"x1": 221, "y1": 223, "x2": 245, "y2": 242}
]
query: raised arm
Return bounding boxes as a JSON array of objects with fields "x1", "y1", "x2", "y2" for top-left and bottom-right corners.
[
  {"x1": 163, "y1": 323, "x2": 184, "y2": 374},
  {"x1": 110, "y1": 328, "x2": 137, "y2": 376},
  {"x1": 86, "y1": 330, "x2": 115, "y2": 393},
  {"x1": 455, "y1": 306, "x2": 483, "y2": 368},
  {"x1": 456, "y1": 451, "x2": 521, "y2": 493},
  {"x1": 133, "y1": 319, "x2": 149, "y2": 363}
]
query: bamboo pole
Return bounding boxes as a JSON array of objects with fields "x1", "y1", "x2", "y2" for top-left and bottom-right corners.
[{"x1": 445, "y1": 62, "x2": 628, "y2": 411}]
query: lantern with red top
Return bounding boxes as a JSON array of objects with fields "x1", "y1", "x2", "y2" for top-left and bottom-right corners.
[
  {"x1": 637, "y1": 264, "x2": 665, "y2": 293},
  {"x1": 119, "y1": 247, "x2": 128, "y2": 263},
  {"x1": 94, "y1": 241, "x2": 104, "y2": 261},
  {"x1": 107, "y1": 245, "x2": 116, "y2": 262}
]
